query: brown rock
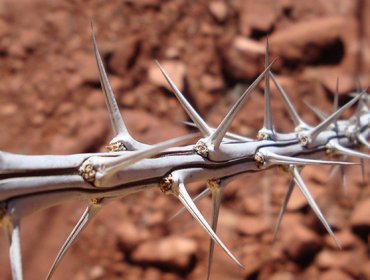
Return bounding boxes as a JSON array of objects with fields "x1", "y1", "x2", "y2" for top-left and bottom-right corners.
[
  {"x1": 116, "y1": 221, "x2": 150, "y2": 251},
  {"x1": 223, "y1": 37, "x2": 265, "y2": 80},
  {"x1": 324, "y1": 229, "x2": 359, "y2": 249},
  {"x1": 208, "y1": 1, "x2": 228, "y2": 22},
  {"x1": 239, "y1": 0, "x2": 280, "y2": 36},
  {"x1": 269, "y1": 17, "x2": 345, "y2": 62},
  {"x1": 268, "y1": 271, "x2": 295, "y2": 280},
  {"x1": 201, "y1": 74, "x2": 224, "y2": 92},
  {"x1": 1, "y1": 104, "x2": 18, "y2": 116},
  {"x1": 350, "y1": 197, "x2": 370, "y2": 232},
  {"x1": 319, "y1": 269, "x2": 352, "y2": 280},
  {"x1": 242, "y1": 196, "x2": 263, "y2": 215},
  {"x1": 131, "y1": 236, "x2": 197, "y2": 270},
  {"x1": 74, "y1": 51, "x2": 99, "y2": 83},
  {"x1": 236, "y1": 215, "x2": 268, "y2": 235},
  {"x1": 148, "y1": 60, "x2": 186, "y2": 92},
  {"x1": 110, "y1": 37, "x2": 140, "y2": 76},
  {"x1": 315, "y1": 250, "x2": 354, "y2": 270},
  {"x1": 281, "y1": 223, "x2": 322, "y2": 260}
]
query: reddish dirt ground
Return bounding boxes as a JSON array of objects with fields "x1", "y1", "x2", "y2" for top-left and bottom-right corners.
[{"x1": 0, "y1": 0, "x2": 369, "y2": 279}]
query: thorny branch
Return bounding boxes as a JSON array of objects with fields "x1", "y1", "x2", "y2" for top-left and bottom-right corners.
[{"x1": 0, "y1": 26, "x2": 369, "y2": 280}]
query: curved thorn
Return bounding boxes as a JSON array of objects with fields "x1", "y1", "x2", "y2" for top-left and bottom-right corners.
[
  {"x1": 102, "y1": 133, "x2": 200, "y2": 179},
  {"x1": 207, "y1": 181, "x2": 224, "y2": 280},
  {"x1": 155, "y1": 61, "x2": 211, "y2": 137},
  {"x1": 270, "y1": 73, "x2": 307, "y2": 129},
  {"x1": 175, "y1": 182, "x2": 244, "y2": 268},
  {"x1": 290, "y1": 165, "x2": 341, "y2": 249},
  {"x1": 303, "y1": 100, "x2": 327, "y2": 121},
  {"x1": 169, "y1": 187, "x2": 210, "y2": 221},
  {"x1": 262, "y1": 150, "x2": 355, "y2": 166},
  {"x1": 309, "y1": 91, "x2": 365, "y2": 143},
  {"x1": 46, "y1": 203, "x2": 101, "y2": 280},
  {"x1": 90, "y1": 22, "x2": 127, "y2": 137},
  {"x1": 329, "y1": 140, "x2": 370, "y2": 161},
  {"x1": 6, "y1": 220, "x2": 23, "y2": 280},
  {"x1": 210, "y1": 58, "x2": 277, "y2": 148},
  {"x1": 273, "y1": 179, "x2": 295, "y2": 240}
]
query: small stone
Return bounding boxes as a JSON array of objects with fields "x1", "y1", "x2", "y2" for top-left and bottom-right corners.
[
  {"x1": 148, "y1": 60, "x2": 186, "y2": 92},
  {"x1": 269, "y1": 17, "x2": 345, "y2": 62},
  {"x1": 1, "y1": 104, "x2": 18, "y2": 116},
  {"x1": 236, "y1": 216, "x2": 268, "y2": 235},
  {"x1": 201, "y1": 74, "x2": 224, "y2": 92},
  {"x1": 131, "y1": 236, "x2": 197, "y2": 270},
  {"x1": 315, "y1": 250, "x2": 354, "y2": 270},
  {"x1": 319, "y1": 269, "x2": 352, "y2": 280},
  {"x1": 222, "y1": 37, "x2": 265, "y2": 80},
  {"x1": 89, "y1": 266, "x2": 105, "y2": 280},
  {"x1": 116, "y1": 221, "x2": 150, "y2": 251},
  {"x1": 268, "y1": 271, "x2": 295, "y2": 280},
  {"x1": 242, "y1": 196, "x2": 263, "y2": 215},
  {"x1": 109, "y1": 36, "x2": 140, "y2": 76},
  {"x1": 350, "y1": 197, "x2": 370, "y2": 233},
  {"x1": 324, "y1": 229, "x2": 359, "y2": 249},
  {"x1": 208, "y1": 1, "x2": 228, "y2": 22},
  {"x1": 75, "y1": 52, "x2": 99, "y2": 83},
  {"x1": 281, "y1": 223, "x2": 322, "y2": 260}
]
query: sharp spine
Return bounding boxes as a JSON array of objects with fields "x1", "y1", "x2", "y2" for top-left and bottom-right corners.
[
  {"x1": 46, "y1": 202, "x2": 102, "y2": 280},
  {"x1": 7, "y1": 220, "x2": 23, "y2": 280},
  {"x1": 206, "y1": 180, "x2": 224, "y2": 280},
  {"x1": 328, "y1": 140, "x2": 370, "y2": 161},
  {"x1": 260, "y1": 149, "x2": 355, "y2": 166},
  {"x1": 289, "y1": 165, "x2": 341, "y2": 249},
  {"x1": 174, "y1": 182, "x2": 243, "y2": 268},
  {"x1": 261, "y1": 37, "x2": 274, "y2": 137},
  {"x1": 208, "y1": 58, "x2": 277, "y2": 148},
  {"x1": 155, "y1": 61, "x2": 212, "y2": 137},
  {"x1": 303, "y1": 91, "x2": 365, "y2": 145},
  {"x1": 273, "y1": 179, "x2": 295, "y2": 240},
  {"x1": 270, "y1": 73, "x2": 308, "y2": 130}
]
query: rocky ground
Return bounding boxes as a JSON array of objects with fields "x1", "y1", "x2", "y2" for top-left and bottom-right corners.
[{"x1": 0, "y1": 0, "x2": 369, "y2": 279}]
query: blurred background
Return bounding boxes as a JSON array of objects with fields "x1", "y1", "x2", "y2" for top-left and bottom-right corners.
[{"x1": 0, "y1": 0, "x2": 369, "y2": 279}]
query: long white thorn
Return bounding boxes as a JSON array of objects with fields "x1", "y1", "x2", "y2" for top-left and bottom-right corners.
[
  {"x1": 260, "y1": 150, "x2": 355, "y2": 166},
  {"x1": 209, "y1": 58, "x2": 277, "y2": 148},
  {"x1": 273, "y1": 179, "x2": 295, "y2": 240},
  {"x1": 46, "y1": 202, "x2": 102, "y2": 280},
  {"x1": 155, "y1": 61, "x2": 212, "y2": 137},
  {"x1": 270, "y1": 73, "x2": 308, "y2": 130},
  {"x1": 169, "y1": 187, "x2": 210, "y2": 221},
  {"x1": 289, "y1": 165, "x2": 341, "y2": 248},
  {"x1": 90, "y1": 22, "x2": 128, "y2": 138},
  {"x1": 262, "y1": 38, "x2": 274, "y2": 135},
  {"x1": 306, "y1": 91, "x2": 365, "y2": 144},
  {"x1": 6, "y1": 219, "x2": 23, "y2": 280},
  {"x1": 98, "y1": 133, "x2": 200, "y2": 184},
  {"x1": 206, "y1": 180, "x2": 224, "y2": 280},
  {"x1": 329, "y1": 140, "x2": 370, "y2": 161},
  {"x1": 175, "y1": 182, "x2": 243, "y2": 268}
]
